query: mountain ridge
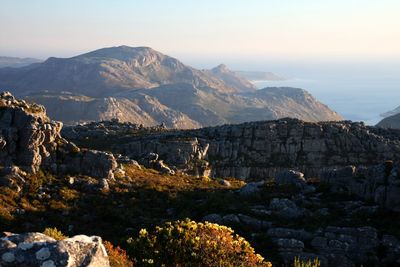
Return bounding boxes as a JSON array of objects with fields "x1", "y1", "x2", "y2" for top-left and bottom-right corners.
[{"x1": 0, "y1": 45, "x2": 342, "y2": 128}]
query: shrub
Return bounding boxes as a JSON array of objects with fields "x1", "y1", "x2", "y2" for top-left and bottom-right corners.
[
  {"x1": 293, "y1": 257, "x2": 320, "y2": 267},
  {"x1": 43, "y1": 227, "x2": 67, "y2": 240},
  {"x1": 103, "y1": 241, "x2": 134, "y2": 267},
  {"x1": 127, "y1": 218, "x2": 271, "y2": 266}
]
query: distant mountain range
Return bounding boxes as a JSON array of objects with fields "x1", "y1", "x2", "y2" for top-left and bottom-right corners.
[
  {"x1": 0, "y1": 45, "x2": 342, "y2": 128},
  {"x1": 236, "y1": 70, "x2": 287, "y2": 81},
  {"x1": 380, "y1": 106, "x2": 400, "y2": 119},
  {"x1": 0, "y1": 56, "x2": 42, "y2": 68}
]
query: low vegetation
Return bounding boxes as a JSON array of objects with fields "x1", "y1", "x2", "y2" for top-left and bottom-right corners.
[
  {"x1": 43, "y1": 227, "x2": 67, "y2": 240},
  {"x1": 0, "y1": 163, "x2": 399, "y2": 266},
  {"x1": 128, "y1": 218, "x2": 271, "y2": 266},
  {"x1": 293, "y1": 257, "x2": 320, "y2": 267},
  {"x1": 103, "y1": 240, "x2": 135, "y2": 267}
]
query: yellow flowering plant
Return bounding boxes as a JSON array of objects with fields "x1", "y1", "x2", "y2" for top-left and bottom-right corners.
[{"x1": 127, "y1": 218, "x2": 272, "y2": 266}]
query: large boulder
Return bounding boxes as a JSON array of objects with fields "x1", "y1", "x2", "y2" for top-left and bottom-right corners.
[
  {"x1": 238, "y1": 181, "x2": 265, "y2": 196},
  {"x1": 274, "y1": 170, "x2": 315, "y2": 192},
  {"x1": 0, "y1": 91, "x2": 117, "y2": 180},
  {"x1": 0, "y1": 91, "x2": 63, "y2": 173},
  {"x1": 0, "y1": 232, "x2": 110, "y2": 266}
]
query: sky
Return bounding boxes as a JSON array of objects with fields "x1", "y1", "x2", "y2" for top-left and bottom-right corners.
[{"x1": 1, "y1": 0, "x2": 400, "y2": 63}]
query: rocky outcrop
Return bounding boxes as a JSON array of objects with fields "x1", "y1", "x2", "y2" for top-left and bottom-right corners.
[
  {"x1": 0, "y1": 232, "x2": 110, "y2": 266},
  {"x1": 269, "y1": 198, "x2": 304, "y2": 219},
  {"x1": 320, "y1": 162, "x2": 400, "y2": 211},
  {"x1": 0, "y1": 92, "x2": 117, "y2": 179},
  {"x1": 270, "y1": 226, "x2": 383, "y2": 267},
  {"x1": 66, "y1": 118, "x2": 400, "y2": 180},
  {"x1": 0, "y1": 91, "x2": 62, "y2": 173}
]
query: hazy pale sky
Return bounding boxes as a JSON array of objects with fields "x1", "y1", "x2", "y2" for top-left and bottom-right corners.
[{"x1": 1, "y1": 0, "x2": 399, "y2": 61}]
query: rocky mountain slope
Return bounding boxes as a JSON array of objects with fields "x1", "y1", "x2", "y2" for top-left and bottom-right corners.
[
  {"x1": 204, "y1": 64, "x2": 257, "y2": 92},
  {"x1": 0, "y1": 46, "x2": 342, "y2": 127},
  {"x1": 0, "y1": 46, "x2": 248, "y2": 97}
]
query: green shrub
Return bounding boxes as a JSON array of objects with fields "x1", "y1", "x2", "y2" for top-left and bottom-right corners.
[
  {"x1": 43, "y1": 227, "x2": 67, "y2": 241},
  {"x1": 127, "y1": 218, "x2": 271, "y2": 266},
  {"x1": 293, "y1": 257, "x2": 320, "y2": 267}
]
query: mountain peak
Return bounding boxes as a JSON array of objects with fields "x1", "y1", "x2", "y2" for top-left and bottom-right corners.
[
  {"x1": 211, "y1": 64, "x2": 230, "y2": 73},
  {"x1": 74, "y1": 45, "x2": 163, "y2": 62}
]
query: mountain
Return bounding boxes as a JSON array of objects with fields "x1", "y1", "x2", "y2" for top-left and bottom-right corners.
[
  {"x1": 377, "y1": 105, "x2": 400, "y2": 129},
  {"x1": 0, "y1": 56, "x2": 42, "y2": 68},
  {"x1": 380, "y1": 105, "x2": 400, "y2": 118},
  {"x1": 25, "y1": 91, "x2": 201, "y2": 128},
  {"x1": 116, "y1": 85, "x2": 341, "y2": 125},
  {"x1": 204, "y1": 64, "x2": 256, "y2": 92},
  {"x1": 0, "y1": 45, "x2": 342, "y2": 127},
  {"x1": 236, "y1": 70, "x2": 287, "y2": 81},
  {"x1": 0, "y1": 46, "x2": 251, "y2": 97},
  {"x1": 376, "y1": 113, "x2": 400, "y2": 129}
]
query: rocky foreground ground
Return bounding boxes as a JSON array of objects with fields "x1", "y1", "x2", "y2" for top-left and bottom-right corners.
[{"x1": 0, "y1": 92, "x2": 400, "y2": 266}]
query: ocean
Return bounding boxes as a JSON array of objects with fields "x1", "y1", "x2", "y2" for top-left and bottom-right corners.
[{"x1": 247, "y1": 61, "x2": 400, "y2": 125}]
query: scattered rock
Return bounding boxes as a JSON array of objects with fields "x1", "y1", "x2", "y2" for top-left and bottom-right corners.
[
  {"x1": 222, "y1": 214, "x2": 240, "y2": 225},
  {"x1": 275, "y1": 170, "x2": 306, "y2": 188},
  {"x1": 202, "y1": 214, "x2": 222, "y2": 224},
  {"x1": 269, "y1": 198, "x2": 303, "y2": 219},
  {"x1": 238, "y1": 181, "x2": 264, "y2": 196},
  {"x1": 267, "y1": 228, "x2": 313, "y2": 241}
]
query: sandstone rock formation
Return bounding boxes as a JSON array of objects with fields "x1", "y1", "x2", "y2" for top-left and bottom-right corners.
[
  {"x1": 65, "y1": 118, "x2": 400, "y2": 180},
  {"x1": 269, "y1": 226, "x2": 383, "y2": 266},
  {"x1": 0, "y1": 92, "x2": 117, "y2": 179},
  {"x1": 0, "y1": 232, "x2": 110, "y2": 266},
  {"x1": 320, "y1": 162, "x2": 400, "y2": 211}
]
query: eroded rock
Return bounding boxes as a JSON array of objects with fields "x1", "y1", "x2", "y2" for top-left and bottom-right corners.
[
  {"x1": 0, "y1": 232, "x2": 110, "y2": 267},
  {"x1": 0, "y1": 92, "x2": 117, "y2": 183}
]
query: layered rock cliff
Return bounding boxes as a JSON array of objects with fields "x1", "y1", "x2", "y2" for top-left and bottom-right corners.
[
  {"x1": 64, "y1": 118, "x2": 400, "y2": 180},
  {"x1": 0, "y1": 92, "x2": 116, "y2": 178}
]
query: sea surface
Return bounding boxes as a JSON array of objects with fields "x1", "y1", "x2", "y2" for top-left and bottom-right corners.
[{"x1": 248, "y1": 61, "x2": 400, "y2": 125}]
